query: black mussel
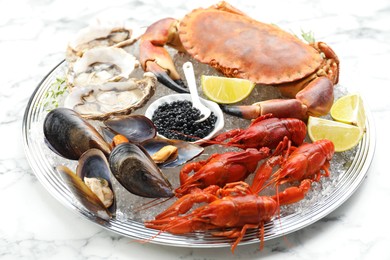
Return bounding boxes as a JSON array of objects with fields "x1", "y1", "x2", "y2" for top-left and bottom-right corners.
[
  {"x1": 109, "y1": 142, "x2": 173, "y2": 198},
  {"x1": 141, "y1": 138, "x2": 204, "y2": 168},
  {"x1": 44, "y1": 108, "x2": 111, "y2": 160},
  {"x1": 100, "y1": 126, "x2": 116, "y2": 144},
  {"x1": 76, "y1": 149, "x2": 116, "y2": 215},
  {"x1": 56, "y1": 165, "x2": 112, "y2": 220},
  {"x1": 103, "y1": 115, "x2": 156, "y2": 143}
]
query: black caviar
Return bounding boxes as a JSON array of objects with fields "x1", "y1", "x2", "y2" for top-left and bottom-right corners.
[{"x1": 152, "y1": 100, "x2": 217, "y2": 142}]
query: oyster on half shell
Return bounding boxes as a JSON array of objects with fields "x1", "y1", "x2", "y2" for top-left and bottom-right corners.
[
  {"x1": 64, "y1": 72, "x2": 157, "y2": 120},
  {"x1": 64, "y1": 45, "x2": 157, "y2": 120},
  {"x1": 68, "y1": 46, "x2": 140, "y2": 88},
  {"x1": 66, "y1": 20, "x2": 144, "y2": 63}
]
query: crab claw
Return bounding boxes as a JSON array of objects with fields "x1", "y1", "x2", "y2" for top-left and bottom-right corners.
[
  {"x1": 295, "y1": 76, "x2": 334, "y2": 117},
  {"x1": 220, "y1": 99, "x2": 308, "y2": 120},
  {"x1": 146, "y1": 61, "x2": 188, "y2": 93},
  {"x1": 221, "y1": 76, "x2": 333, "y2": 120},
  {"x1": 140, "y1": 18, "x2": 189, "y2": 93}
]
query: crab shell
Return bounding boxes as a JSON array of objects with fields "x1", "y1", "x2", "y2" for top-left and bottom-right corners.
[{"x1": 178, "y1": 7, "x2": 323, "y2": 85}]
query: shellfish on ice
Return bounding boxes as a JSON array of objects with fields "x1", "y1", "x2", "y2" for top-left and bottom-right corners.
[
  {"x1": 56, "y1": 149, "x2": 116, "y2": 220},
  {"x1": 109, "y1": 142, "x2": 174, "y2": 198},
  {"x1": 43, "y1": 107, "x2": 111, "y2": 160},
  {"x1": 66, "y1": 20, "x2": 144, "y2": 62},
  {"x1": 64, "y1": 46, "x2": 157, "y2": 120}
]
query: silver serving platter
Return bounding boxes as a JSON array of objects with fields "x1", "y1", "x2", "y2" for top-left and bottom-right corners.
[{"x1": 23, "y1": 60, "x2": 375, "y2": 249}]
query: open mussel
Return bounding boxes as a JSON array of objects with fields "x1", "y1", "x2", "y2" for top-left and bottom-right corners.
[
  {"x1": 76, "y1": 149, "x2": 116, "y2": 214},
  {"x1": 56, "y1": 149, "x2": 116, "y2": 220},
  {"x1": 56, "y1": 149, "x2": 115, "y2": 220},
  {"x1": 109, "y1": 142, "x2": 173, "y2": 198},
  {"x1": 43, "y1": 108, "x2": 111, "y2": 160},
  {"x1": 57, "y1": 165, "x2": 112, "y2": 220},
  {"x1": 142, "y1": 138, "x2": 204, "y2": 168},
  {"x1": 102, "y1": 115, "x2": 156, "y2": 143}
]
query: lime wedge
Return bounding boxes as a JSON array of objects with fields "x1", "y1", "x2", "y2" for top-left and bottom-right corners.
[
  {"x1": 201, "y1": 75, "x2": 255, "y2": 104},
  {"x1": 330, "y1": 94, "x2": 366, "y2": 129},
  {"x1": 308, "y1": 116, "x2": 364, "y2": 152}
]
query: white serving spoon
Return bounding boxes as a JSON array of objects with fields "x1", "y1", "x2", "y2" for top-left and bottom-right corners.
[{"x1": 182, "y1": 61, "x2": 211, "y2": 123}]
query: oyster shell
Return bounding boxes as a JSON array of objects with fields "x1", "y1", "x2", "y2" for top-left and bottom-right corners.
[
  {"x1": 64, "y1": 72, "x2": 157, "y2": 120},
  {"x1": 64, "y1": 25, "x2": 156, "y2": 120},
  {"x1": 68, "y1": 46, "x2": 140, "y2": 88},
  {"x1": 66, "y1": 20, "x2": 143, "y2": 62}
]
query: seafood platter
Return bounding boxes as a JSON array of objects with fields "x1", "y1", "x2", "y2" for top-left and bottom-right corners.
[{"x1": 23, "y1": 1, "x2": 375, "y2": 252}]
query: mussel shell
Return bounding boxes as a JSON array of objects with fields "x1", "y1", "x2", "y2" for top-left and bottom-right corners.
[
  {"x1": 56, "y1": 165, "x2": 112, "y2": 220},
  {"x1": 43, "y1": 108, "x2": 111, "y2": 160},
  {"x1": 100, "y1": 126, "x2": 116, "y2": 144},
  {"x1": 141, "y1": 138, "x2": 204, "y2": 168},
  {"x1": 76, "y1": 149, "x2": 116, "y2": 214},
  {"x1": 109, "y1": 142, "x2": 173, "y2": 198},
  {"x1": 103, "y1": 115, "x2": 156, "y2": 143}
]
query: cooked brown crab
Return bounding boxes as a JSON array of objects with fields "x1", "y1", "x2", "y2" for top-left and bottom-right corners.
[{"x1": 139, "y1": 1, "x2": 339, "y2": 119}]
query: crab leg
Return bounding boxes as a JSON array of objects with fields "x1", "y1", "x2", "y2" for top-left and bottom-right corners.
[
  {"x1": 295, "y1": 76, "x2": 334, "y2": 117},
  {"x1": 221, "y1": 76, "x2": 334, "y2": 120},
  {"x1": 312, "y1": 42, "x2": 340, "y2": 84},
  {"x1": 139, "y1": 18, "x2": 188, "y2": 93},
  {"x1": 221, "y1": 99, "x2": 308, "y2": 120}
]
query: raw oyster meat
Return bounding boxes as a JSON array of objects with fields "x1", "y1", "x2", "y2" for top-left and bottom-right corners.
[
  {"x1": 66, "y1": 20, "x2": 143, "y2": 62},
  {"x1": 64, "y1": 72, "x2": 157, "y2": 120},
  {"x1": 64, "y1": 23, "x2": 157, "y2": 120},
  {"x1": 68, "y1": 46, "x2": 139, "y2": 88}
]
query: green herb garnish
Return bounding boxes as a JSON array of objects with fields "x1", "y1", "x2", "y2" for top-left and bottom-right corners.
[
  {"x1": 40, "y1": 77, "x2": 67, "y2": 111},
  {"x1": 301, "y1": 30, "x2": 316, "y2": 44}
]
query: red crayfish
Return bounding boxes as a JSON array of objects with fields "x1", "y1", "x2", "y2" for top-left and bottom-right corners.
[
  {"x1": 251, "y1": 139, "x2": 335, "y2": 194},
  {"x1": 211, "y1": 114, "x2": 307, "y2": 149},
  {"x1": 145, "y1": 139, "x2": 335, "y2": 253},
  {"x1": 175, "y1": 114, "x2": 307, "y2": 197},
  {"x1": 175, "y1": 147, "x2": 270, "y2": 197}
]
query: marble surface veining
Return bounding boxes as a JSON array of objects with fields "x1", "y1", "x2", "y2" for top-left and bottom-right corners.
[{"x1": 1, "y1": 0, "x2": 389, "y2": 259}]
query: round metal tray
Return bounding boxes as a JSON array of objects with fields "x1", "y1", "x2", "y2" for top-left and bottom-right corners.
[{"x1": 22, "y1": 60, "x2": 375, "y2": 249}]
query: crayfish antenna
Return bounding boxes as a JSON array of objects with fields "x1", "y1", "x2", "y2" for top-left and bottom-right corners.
[
  {"x1": 133, "y1": 197, "x2": 174, "y2": 212},
  {"x1": 136, "y1": 229, "x2": 165, "y2": 244},
  {"x1": 199, "y1": 138, "x2": 247, "y2": 150},
  {"x1": 272, "y1": 184, "x2": 293, "y2": 249}
]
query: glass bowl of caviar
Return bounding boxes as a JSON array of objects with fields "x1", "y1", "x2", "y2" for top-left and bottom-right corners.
[{"x1": 145, "y1": 94, "x2": 224, "y2": 143}]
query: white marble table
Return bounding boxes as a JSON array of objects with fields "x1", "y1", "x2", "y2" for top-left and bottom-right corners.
[{"x1": 1, "y1": 0, "x2": 389, "y2": 259}]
